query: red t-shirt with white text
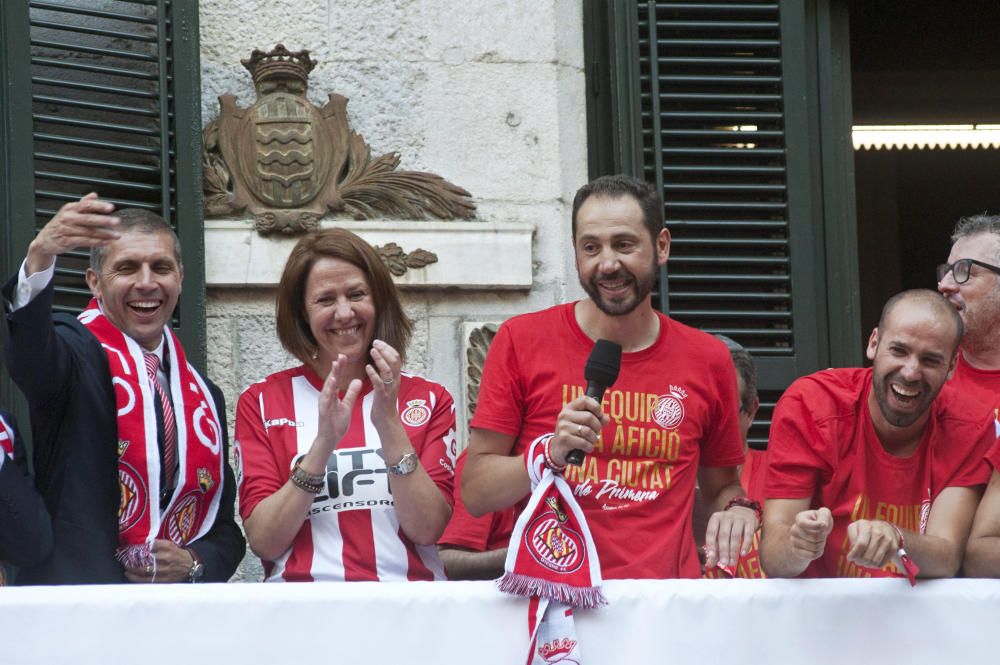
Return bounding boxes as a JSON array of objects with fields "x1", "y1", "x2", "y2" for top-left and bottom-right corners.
[
  {"x1": 765, "y1": 367, "x2": 993, "y2": 578},
  {"x1": 236, "y1": 366, "x2": 456, "y2": 582},
  {"x1": 472, "y1": 303, "x2": 745, "y2": 579}
]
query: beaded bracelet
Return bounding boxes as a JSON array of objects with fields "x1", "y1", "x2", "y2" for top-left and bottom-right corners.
[
  {"x1": 290, "y1": 461, "x2": 324, "y2": 494},
  {"x1": 724, "y1": 496, "x2": 762, "y2": 526}
]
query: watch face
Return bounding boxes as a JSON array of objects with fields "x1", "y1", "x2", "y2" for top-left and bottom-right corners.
[{"x1": 390, "y1": 452, "x2": 418, "y2": 475}]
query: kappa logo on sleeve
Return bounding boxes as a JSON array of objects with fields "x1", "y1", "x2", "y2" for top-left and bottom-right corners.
[{"x1": 264, "y1": 417, "x2": 304, "y2": 430}]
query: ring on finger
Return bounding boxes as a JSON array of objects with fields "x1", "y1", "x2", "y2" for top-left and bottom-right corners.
[
  {"x1": 576, "y1": 424, "x2": 583, "y2": 436},
  {"x1": 382, "y1": 376, "x2": 394, "y2": 385}
]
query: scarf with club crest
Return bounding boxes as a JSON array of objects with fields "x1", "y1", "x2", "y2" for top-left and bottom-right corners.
[
  {"x1": 498, "y1": 433, "x2": 606, "y2": 664},
  {"x1": 79, "y1": 299, "x2": 224, "y2": 572}
]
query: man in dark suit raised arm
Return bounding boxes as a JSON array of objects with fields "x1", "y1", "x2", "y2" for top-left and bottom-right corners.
[{"x1": 2, "y1": 193, "x2": 244, "y2": 584}]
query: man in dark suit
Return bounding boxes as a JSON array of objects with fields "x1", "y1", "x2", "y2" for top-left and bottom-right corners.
[
  {"x1": 0, "y1": 409, "x2": 52, "y2": 584},
  {"x1": 2, "y1": 193, "x2": 244, "y2": 584}
]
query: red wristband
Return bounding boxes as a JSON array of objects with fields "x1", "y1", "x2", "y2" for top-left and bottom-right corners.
[
  {"x1": 542, "y1": 435, "x2": 566, "y2": 473},
  {"x1": 888, "y1": 522, "x2": 919, "y2": 587}
]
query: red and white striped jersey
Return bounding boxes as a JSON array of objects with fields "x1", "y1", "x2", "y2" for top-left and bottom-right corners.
[{"x1": 236, "y1": 366, "x2": 457, "y2": 582}]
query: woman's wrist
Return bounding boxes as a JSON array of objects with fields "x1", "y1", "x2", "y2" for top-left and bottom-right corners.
[
  {"x1": 372, "y1": 415, "x2": 406, "y2": 443},
  {"x1": 298, "y1": 448, "x2": 329, "y2": 476}
]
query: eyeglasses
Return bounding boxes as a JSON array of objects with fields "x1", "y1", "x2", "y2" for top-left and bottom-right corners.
[{"x1": 936, "y1": 258, "x2": 1000, "y2": 284}]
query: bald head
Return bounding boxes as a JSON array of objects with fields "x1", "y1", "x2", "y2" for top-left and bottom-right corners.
[{"x1": 877, "y1": 289, "x2": 964, "y2": 354}]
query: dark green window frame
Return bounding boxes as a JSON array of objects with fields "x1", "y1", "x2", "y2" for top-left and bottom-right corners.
[
  {"x1": 1, "y1": 0, "x2": 206, "y2": 431},
  {"x1": 584, "y1": 0, "x2": 861, "y2": 446}
]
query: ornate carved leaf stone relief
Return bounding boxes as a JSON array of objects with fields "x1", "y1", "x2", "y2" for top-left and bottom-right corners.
[
  {"x1": 374, "y1": 243, "x2": 439, "y2": 276},
  {"x1": 203, "y1": 44, "x2": 476, "y2": 235},
  {"x1": 465, "y1": 323, "x2": 498, "y2": 419}
]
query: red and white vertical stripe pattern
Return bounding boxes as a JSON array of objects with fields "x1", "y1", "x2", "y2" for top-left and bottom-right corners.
[
  {"x1": 144, "y1": 352, "x2": 177, "y2": 476},
  {"x1": 248, "y1": 368, "x2": 451, "y2": 583}
]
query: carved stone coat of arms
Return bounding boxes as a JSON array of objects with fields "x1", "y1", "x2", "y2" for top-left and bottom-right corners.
[{"x1": 203, "y1": 44, "x2": 475, "y2": 234}]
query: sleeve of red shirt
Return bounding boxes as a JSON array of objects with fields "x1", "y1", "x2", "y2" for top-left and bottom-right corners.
[
  {"x1": 469, "y1": 321, "x2": 524, "y2": 437},
  {"x1": 941, "y1": 414, "x2": 995, "y2": 488},
  {"x1": 764, "y1": 378, "x2": 837, "y2": 500},
  {"x1": 414, "y1": 383, "x2": 457, "y2": 507},
  {"x1": 741, "y1": 449, "x2": 768, "y2": 501},
  {"x1": 234, "y1": 384, "x2": 285, "y2": 521},
  {"x1": 439, "y1": 451, "x2": 494, "y2": 550},
  {"x1": 699, "y1": 340, "x2": 747, "y2": 468}
]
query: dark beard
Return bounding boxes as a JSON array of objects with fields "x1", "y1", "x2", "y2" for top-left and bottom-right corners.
[
  {"x1": 871, "y1": 370, "x2": 932, "y2": 428},
  {"x1": 580, "y1": 263, "x2": 656, "y2": 317}
]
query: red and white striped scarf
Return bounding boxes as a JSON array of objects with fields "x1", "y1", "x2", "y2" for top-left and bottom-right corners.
[
  {"x1": 499, "y1": 434, "x2": 606, "y2": 665},
  {"x1": 79, "y1": 299, "x2": 224, "y2": 570}
]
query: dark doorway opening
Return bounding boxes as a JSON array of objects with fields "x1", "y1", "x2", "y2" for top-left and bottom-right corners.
[{"x1": 850, "y1": 1, "x2": 1000, "y2": 338}]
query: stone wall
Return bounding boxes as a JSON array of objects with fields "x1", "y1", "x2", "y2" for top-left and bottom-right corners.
[{"x1": 199, "y1": 0, "x2": 586, "y2": 580}]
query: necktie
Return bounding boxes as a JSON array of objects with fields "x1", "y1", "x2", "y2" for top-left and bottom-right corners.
[{"x1": 144, "y1": 352, "x2": 177, "y2": 478}]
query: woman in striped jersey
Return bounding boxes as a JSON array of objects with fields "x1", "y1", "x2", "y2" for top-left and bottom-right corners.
[{"x1": 235, "y1": 229, "x2": 457, "y2": 582}]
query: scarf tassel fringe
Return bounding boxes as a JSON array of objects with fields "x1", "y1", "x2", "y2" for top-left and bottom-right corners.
[
  {"x1": 497, "y1": 572, "x2": 607, "y2": 609},
  {"x1": 115, "y1": 543, "x2": 153, "y2": 569}
]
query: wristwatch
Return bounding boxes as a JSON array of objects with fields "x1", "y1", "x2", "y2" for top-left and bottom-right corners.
[
  {"x1": 186, "y1": 548, "x2": 205, "y2": 582},
  {"x1": 387, "y1": 451, "x2": 418, "y2": 475}
]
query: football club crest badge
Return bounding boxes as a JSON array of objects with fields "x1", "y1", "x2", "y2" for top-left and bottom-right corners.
[
  {"x1": 118, "y1": 462, "x2": 147, "y2": 529},
  {"x1": 525, "y1": 497, "x2": 585, "y2": 575},
  {"x1": 400, "y1": 399, "x2": 431, "y2": 427},
  {"x1": 652, "y1": 385, "x2": 689, "y2": 430},
  {"x1": 167, "y1": 492, "x2": 201, "y2": 545}
]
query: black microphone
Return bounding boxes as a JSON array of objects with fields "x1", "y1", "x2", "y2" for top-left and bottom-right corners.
[{"x1": 566, "y1": 339, "x2": 622, "y2": 466}]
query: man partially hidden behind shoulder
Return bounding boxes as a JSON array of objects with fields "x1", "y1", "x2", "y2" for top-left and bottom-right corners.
[
  {"x1": 1, "y1": 193, "x2": 245, "y2": 584},
  {"x1": 937, "y1": 214, "x2": 1000, "y2": 575},
  {"x1": 462, "y1": 174, "x2": 757, "y2": 580},
  {"x1": 761, "y1": 290, "x2": 994, "y2": 579}
]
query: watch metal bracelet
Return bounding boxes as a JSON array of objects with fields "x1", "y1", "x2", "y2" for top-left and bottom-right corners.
[{"x1": 387, "y1": 451, "x2": 418, "y2": 475}]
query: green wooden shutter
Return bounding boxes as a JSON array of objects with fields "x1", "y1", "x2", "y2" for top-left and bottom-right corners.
[
  {"x1": 1, "y1": 0, "x2": 206, "y2": 367},
  {"x1": 586, "y1": 0, "x2": 857, "y2": 448}
]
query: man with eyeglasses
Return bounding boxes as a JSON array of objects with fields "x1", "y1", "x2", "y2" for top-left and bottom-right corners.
[
  {"x1": 936, "y1": 214, "x2": 1000, "y2": 422},
  {"x1": 938, "y1": 215, "x2": 1000, "y2": 576}
]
